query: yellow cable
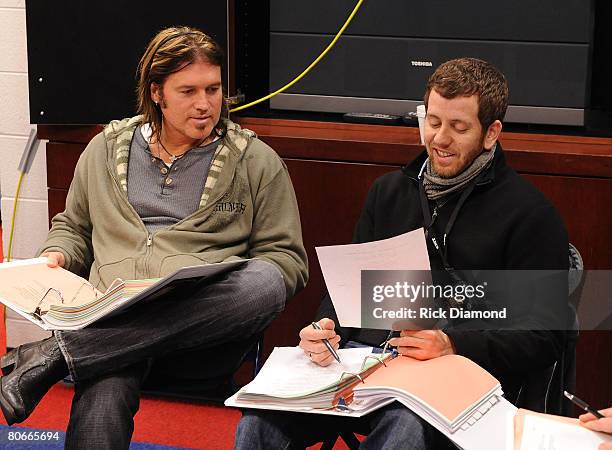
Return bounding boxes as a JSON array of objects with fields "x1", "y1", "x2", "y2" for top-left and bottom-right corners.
[
  {"x1": 229, "y1": 0, "x2": 365, "y2": 113},
  {"x1": 6, "y1": 171, "x2": 25, "y2": 262}
]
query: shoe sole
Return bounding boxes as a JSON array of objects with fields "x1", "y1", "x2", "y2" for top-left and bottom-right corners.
[{"x1": 0, "y1": 354, "x2": 15, "y2": 376}]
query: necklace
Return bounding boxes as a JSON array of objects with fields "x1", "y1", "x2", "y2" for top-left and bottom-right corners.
[
  {"x1": 158, "y1": 139, "x2": 185, "y2": 163},
  {"x1": 156, "y1": 134, "x2": 214, "y2": 163}
]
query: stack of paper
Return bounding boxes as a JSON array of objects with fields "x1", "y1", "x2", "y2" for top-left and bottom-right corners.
[
  {"x1": 234, "y1": 347, "x2": 388, "y2": 410},
  {"x1": 0, "y1": 257, "x2": 247, "y2": 330},
  {"x1": 352, "y1": 355, "x2": 502, "y2": 433},
  {"x1": 42, "y1": 278, "x2": 158, "y2": 328},
  {"x1": 225, "y1": 347, "x2": 517, "y2": 449}
]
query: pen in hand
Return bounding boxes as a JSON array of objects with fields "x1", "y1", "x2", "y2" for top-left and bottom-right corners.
[
  {"x1": 311, "y1": 321, "x2": 341, "y2": 363},
  {"x1": 564, "y1": 391, "x2": 605, "y2": 419}
]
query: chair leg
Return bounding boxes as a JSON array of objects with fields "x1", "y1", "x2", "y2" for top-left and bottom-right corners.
[
  {"x1": 320, "y1": 436, "x2": 338, "y2": 450},
  {"x1": 339, "y1": 431, "x2": 361, "y2": 450}
]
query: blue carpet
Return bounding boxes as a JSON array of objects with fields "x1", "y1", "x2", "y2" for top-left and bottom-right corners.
[{"x1": 0, "y1": 425, "x2": 193, "y2": 449}]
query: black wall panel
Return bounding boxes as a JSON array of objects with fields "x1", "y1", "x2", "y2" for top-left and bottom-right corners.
[{"x1": 26, "y1": 1, "x2": 228, "y2": 125}]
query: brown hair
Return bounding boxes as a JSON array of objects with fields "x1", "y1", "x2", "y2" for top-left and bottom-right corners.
[
  {"x1": 424, "y1": 58, "x2": 509, "y2": 130},
  {"x1": 136, "y1": 26, "x2": 228, "y2": 142}
]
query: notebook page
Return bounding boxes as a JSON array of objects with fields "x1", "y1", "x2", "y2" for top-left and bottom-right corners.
[
  {"x1": 0, "y1": 258, "x2": 100, "y2": 313},
  {"x1": 315, "y1": 229, "x2": 430, "y2": 328},
  {"x1": 516, "y1": 411, "x2": 612, "y2": 450},
  {"x1": 243, "y1": 346, "x2": 375, "y2": 397}
]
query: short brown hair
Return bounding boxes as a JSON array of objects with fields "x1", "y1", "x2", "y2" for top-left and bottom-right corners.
[
  {"x1": 136, "y1": 26, "x2": 228, "y2": 142},
  {"x1": 424, "y1": 58, "x2": 509, "y2": 130}
]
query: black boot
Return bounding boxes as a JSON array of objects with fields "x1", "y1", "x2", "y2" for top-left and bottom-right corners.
[{"x1": 0, "y1": 337, "x2": 68, "y2": 425}]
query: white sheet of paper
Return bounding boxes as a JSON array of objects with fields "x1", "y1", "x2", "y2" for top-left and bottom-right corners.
[
  {"x1": 449, "y1": 397, "x2": 516, "y2": 450},
  {"x1": 315, "y1": 229, "x2": 430, "y2": 327},
  {"x1": 0, "y1": 257, "x2": 99, "y2": 313},
  {"x1": 243, "y1": 346, "x2": 374, "y2": 397},
  {"x1": 519, "y1": 414, "x2": 611, "y2": 450},
  {"x1": 398, "y1": 395, "x2": 516, "y2": 450}
]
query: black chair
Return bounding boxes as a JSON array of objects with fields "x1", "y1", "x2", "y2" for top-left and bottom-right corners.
[
  {"x1": 513, "y1": 243, "x2": 583, "y2": 416},
  {"x1": 140, "y1": 335, "x2": 265, "y2": 404}
]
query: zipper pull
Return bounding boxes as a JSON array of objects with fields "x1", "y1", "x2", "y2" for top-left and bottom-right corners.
[
  {"x1": 431, "y1": 206, "x2": 438, "y2": 222},
  {"x1": 146, "y1": 234, "x2": 153, "y2": 247},
  {"x1": 425, "y1": 206, "x2": 438, "y2": 237}
]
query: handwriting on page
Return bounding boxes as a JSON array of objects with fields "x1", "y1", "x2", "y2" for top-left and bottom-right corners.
[
  {"x1": 520, "y1": 414, "x2": 610, "y2": 450},
  {"x1": 315, "y1": 229, "x2": 430, "y2": 327},
  {"x1": 244, "y1": 347, "x2": 373, "y2": 397},
  {"x1": 0, "y1": 262, "x2": 99, "y2": 312}
]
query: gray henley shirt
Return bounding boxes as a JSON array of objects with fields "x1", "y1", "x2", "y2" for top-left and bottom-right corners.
[{"x1": 127, "y1": 125, "x2": 219, "y2": 232}]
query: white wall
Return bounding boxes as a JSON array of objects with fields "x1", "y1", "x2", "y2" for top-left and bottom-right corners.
[{"x1": 0, "y1": 0, "x2": 52, "y2": 345}]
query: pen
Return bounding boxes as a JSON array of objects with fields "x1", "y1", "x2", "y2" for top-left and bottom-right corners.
[
  {"x1": 311, "y1": 321, "x2": 341, "y2": 363},
  {"x1": 380, "y1": 329, "x2": 394, "y2": 354},
  {"x1": 564, "y1": 391, "x2": 605, "y2": 419}
]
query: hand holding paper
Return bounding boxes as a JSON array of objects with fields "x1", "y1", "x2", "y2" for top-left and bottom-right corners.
[
  {"x1": 515, "y1": 409, "x2": 612, "y2": 450},
  {"x1": 389, "y1": 329, "x2": 455, "y2": 360},
  {"x1": 41, "y1": 252, "x2": 65, "y2": 268}
]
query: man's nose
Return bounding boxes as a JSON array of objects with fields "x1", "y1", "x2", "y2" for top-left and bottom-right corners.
[
  {"x1": 432, "y1": 124, "x2": 452, "y2": 147},
  {"x1": 194, "y1": 91, "x2": 210, "y2": 112}
]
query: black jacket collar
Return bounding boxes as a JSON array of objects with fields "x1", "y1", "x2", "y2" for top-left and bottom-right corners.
[{"x1": 401, "y1": 142, "x2": 506, "y2": 185}]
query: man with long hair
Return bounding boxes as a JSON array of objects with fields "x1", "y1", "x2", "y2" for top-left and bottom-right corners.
[{"x1": 0, "y1": 26, "x2": 307, "y2": 449}]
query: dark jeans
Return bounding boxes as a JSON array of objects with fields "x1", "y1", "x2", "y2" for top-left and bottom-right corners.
[
  {"x1": 235, "y1": 402, "x2": 453, "y2": 450},
  {"x1": 55, "y1": 259, "x2": 286, "y2": 450}
]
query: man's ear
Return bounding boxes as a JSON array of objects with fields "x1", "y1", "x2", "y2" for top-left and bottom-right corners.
[
  {"x1": 483, "y1": 120, "x2": 502, "y2": 150},
  {"x1": 150, "y1": 83, "x2": 161, "y2": 104}
]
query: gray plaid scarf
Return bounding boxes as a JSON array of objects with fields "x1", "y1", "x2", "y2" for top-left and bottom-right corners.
[{"x1": 422, "y1": 143, "x2": 496, "y2": 200}]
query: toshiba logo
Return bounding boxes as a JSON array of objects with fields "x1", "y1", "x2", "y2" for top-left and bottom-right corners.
[{"x1": 411, "y1": 61, "x2": 433, "y2": 67}]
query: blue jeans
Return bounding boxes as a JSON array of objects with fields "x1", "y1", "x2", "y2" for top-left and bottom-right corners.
[
  {"x1": 235, "y1": 402, "x2": 450, "y2": 450},
  {"x1": 55, "y1": 259, "x2": 286, "y2": 450}
]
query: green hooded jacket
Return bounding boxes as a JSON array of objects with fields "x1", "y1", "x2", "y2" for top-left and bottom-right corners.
[{"x1": 39, "y1": 116, "x2": 308, "y2": 300}]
